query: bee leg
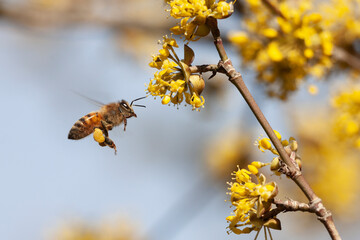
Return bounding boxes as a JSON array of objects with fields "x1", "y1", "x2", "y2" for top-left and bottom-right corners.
[
  {"x1": 100, "y1": 120, "x2": 113, "y2": 136},
  {"x1": 123, "y1": 117, "x2": 127, "y2": 131},
  {"x1": 104, "y1": 136, "x2": 117, "y2": 155}
]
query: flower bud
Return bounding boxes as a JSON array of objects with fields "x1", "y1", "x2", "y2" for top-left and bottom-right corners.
[
  {"x1": 296, "y1": 158, "x2": 302, "y2": 170},
  {"x1": 264, "y1": 218, "x2": 282, "y2": 230},
  {"x1": 195, "y1": 24, "x2": 210, "y2": 37},
  {"x1": 189, "y1": 74, "x2": 205, "y2": 95},
  {"x1": 259, "y1": 138, "x2": 272, "y2": 151},
  {"x1": 290, "y1": 140, "x2": 298, "y2": 151},
  {"x1": 162, "y1": 95, "x2": 171, "y2": 105},
  {"x1": 270, "y1": 157, "x2": 281, "y2": 171},
  {"x1": 273, "y1": 130, "x2": 282, "y2": 140},
  {"x1": 285, "y1": 146, "x2": 292, "y2": 156}
]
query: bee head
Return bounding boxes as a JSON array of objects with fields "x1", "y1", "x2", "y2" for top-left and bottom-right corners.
[
  {"x1": 118, "y1": 97, "x2": 146, "y2": 118},
  {"x1": 118, "y1": 100, "x2": 136, "y2": 118}
]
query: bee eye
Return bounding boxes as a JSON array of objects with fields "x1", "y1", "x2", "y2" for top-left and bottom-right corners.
[{"x1": 122, "y1": 103, "x2": 129, "y2": 109}]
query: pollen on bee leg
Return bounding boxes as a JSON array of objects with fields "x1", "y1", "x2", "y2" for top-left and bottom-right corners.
[{"x1": 93, "y1": 128, "x2": 105, "y2": 143}]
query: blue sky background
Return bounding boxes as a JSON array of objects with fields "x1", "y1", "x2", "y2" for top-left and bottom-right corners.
[{"x1": 0, "y1": 12, "x2": 358, "y2": 240}]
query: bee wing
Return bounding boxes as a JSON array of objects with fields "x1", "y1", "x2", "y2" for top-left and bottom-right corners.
[{"x1": 71, "y1": 90, "x2": 105, "y2": 107}]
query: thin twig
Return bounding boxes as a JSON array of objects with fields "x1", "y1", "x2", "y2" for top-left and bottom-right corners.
[
  {"x1": 333, "y1": 47, "x2": 360, "y2": 71},
  {"x1": 262, "y1": 198, "x2": 312, "y2": 221},
  {"x1": 261, "y1": 0, "x2": 286, "y2": 19},
  {"x1": 189, "y1": 64, "x2": 225, "y2": 74}
]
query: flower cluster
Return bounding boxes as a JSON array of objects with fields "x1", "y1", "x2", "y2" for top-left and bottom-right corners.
[
  {"x1": 256, "y1": 130, "x2": 302, "y2": 175},
  {"x1": 166, "y1": 0, "x2": 235, "y2": 41},
  {"x1": 229, "y1": 0, "x2": 334, "y2": 99},
  {"x1": 332, "y1": 86, "x2": 360, "y2": 148},
  {"x1": 226, "y1": 162, "x2": 280, "y2": 235},
  {"x1": 146, "y1": 35, "x2": 205, "y2": 110}
]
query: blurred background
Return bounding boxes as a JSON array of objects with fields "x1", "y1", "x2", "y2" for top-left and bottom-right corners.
[{"x1": 0, "y1": 0, "x2": 359, "y2": 240}]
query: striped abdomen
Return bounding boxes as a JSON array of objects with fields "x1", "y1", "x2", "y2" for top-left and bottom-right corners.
[{"x1": 68, "y1": 112, "x2": 103, "y2": 140}]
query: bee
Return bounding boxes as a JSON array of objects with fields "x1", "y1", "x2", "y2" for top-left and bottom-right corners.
[{"x1": 68, "y1": 96, "x2": 146, "y2": 154}]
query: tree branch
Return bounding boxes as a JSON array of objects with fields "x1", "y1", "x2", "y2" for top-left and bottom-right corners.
[
  {"x1": 262, "y1": 198, "x2": 312, "y2": 221},
  {"x1": 261, "y1": 0, "x2": 286, "y2": 19},
  {"x1": 206, "y1": 17, "x2": 342, "y2": 240},
  {"x1": 189, "y1": 64, "x2": 225, "y2": 74}
]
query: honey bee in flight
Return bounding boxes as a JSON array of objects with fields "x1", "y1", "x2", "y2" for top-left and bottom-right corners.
[{"x1": 68, "y1": 96, "x2": 146, "y2": 154}]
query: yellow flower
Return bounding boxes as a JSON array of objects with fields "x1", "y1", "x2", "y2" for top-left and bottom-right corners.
[
  {"x1": 167, "y1": 0, "x2": 235, "y2": 41},
  {"x1": 147, "y1": 36, "x2": 205, "y2": 110},
  {"x1": 257, "y1": 138, "x2": 272, "y2": 152},
  {"x1": 256, "y1": 131, "x2": 297, "y2": 159},
  {"x1": 189, "y1": 92, "x2": 205, "y2": 110},
  {"x1": 227, "y1": 163, "x2": 279, "y2": 235}
]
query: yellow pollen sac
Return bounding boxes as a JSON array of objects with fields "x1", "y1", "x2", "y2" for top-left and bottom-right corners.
[
  {"x1": 281, "y1": 140, "x2": 289, "y2": 146},
  {"x1": 162, "y1": 95, "x2": 171, "y2": 105},
  {"x1": 251, "y1": 161, "x2": 264, "y2": 169},
  {"x1": 273, "y1": 130, "x2": 281, "y2": 140},
  {"x1": 236, "y1": 169, "x2": 251, "y2": 182},
  {"x1": 248, "y1": 164, "x2": 258, "y2": 175},
  {"x1": 93, "y1": 128, "x2": 105, "y2": 143},
  {"x1": 259, "y1": 138, "x2": 272, "y2": 150},
  {"x1": 244, "y1": 182, "x2": 256, "y2": 189}
]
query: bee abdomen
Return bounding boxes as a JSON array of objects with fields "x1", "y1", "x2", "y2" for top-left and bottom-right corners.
[{"x1": 68, "y1": 112, "x2": 102, "y2": 140}]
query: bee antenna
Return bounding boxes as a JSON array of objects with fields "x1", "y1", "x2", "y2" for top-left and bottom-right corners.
[
  {"x1": 133, "y1": 104, "x2": 146, "y2": 108},
  {"x1": 130, "y1": 96, "x2": 147, "y2": 106}
]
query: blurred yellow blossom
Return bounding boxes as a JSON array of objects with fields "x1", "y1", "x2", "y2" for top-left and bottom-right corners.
[
  {"x1": 51, "y1": 218, "x2": 141, "y2": 240},
  {"x1": 294, "y1": 110, "x2": 360, "y2": 217},
  {"x1": 308, "y1": 84, "x2": 319, "y2": 95},
  {"x1": 332, "y1": 85, "x2": 360, "y2": 148},
  {"x1": 229, "y1": 0, "x2": 335, "y2": 99},
  {"x1": 321, "y1": 0, "x2": 360, "y2": 63},
  {"x1": 204, "y1": 127, "x2": 255, "y2": 181}
]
